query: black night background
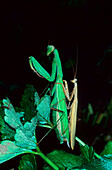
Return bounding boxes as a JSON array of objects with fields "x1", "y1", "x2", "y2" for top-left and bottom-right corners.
[{"x1": 0, "y1": 1, "x2": 112, "y2": 169}]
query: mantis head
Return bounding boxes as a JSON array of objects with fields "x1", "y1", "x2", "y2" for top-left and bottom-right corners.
[
  {"x1": 71, "y1": 79, "x2": 77, "y2": 83},
  {"x1": 47, "y1": 45, "x2": 55, "y2": 56}
]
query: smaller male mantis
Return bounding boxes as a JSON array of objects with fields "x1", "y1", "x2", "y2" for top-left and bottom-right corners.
[
  {"x1": 29, "y1": 45, "x2": 78, "y2": 150},
  {"x1": 62, "y1": 78, "x2": 78, "y2": 150}
]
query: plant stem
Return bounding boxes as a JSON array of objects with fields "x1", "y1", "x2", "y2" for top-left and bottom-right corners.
[
  {"x1": 75, "y1": 136, "x2": 101, "y2": 159},
  {"x1": 33, "y1": 146, "x2": 59, "y2": 170},
  {"x1": 39, "y1": 151, "x2": 59, "y2": 170},
  {"x1": 94, "y1": 152, "x2": 101, "y2": 159}
]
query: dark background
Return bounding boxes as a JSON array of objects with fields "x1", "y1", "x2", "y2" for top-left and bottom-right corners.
[
  {"x1": 0, "y1": 1, "x2": 112, "y2": 108},
  {"x1": 0, "y1": 1, "x2": 112, "y2": 169},
  {"x1": 0, "y1": 1, "x2": 112, "y2": 105}
]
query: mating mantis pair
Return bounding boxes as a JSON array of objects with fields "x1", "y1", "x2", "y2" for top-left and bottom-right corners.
[{"x1": 29, "y1": 45, "x2": 78, "y2": 150}]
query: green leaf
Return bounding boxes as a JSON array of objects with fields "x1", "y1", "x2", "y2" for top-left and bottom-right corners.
[
  {"x1": 0, "y1": 117, "x2": 15, "y2": 140},
  {"x1": 101, "y1": 141, "x2": 112, "y2": 155},
  {"x1": 0, "y1": 100, "x2": 15, "y2": 140},
  {"x1": 75, "y1": 154, "x2": 112, "y2": 169},
  {"x1": 79, "y1": 144, "x2": 94, "y2": 161},
  {"x1": 0, "y1": 98, "x2": 38, "y2": 164},
  {"x1": 43, "y1": 150, "x2": 84, "y2": 169},
  {"x1": 0, "y1": 140, "x2": 34, "y2": 164},
  {"x1": 34, "y1": 92, "x2": 40, "y2": 106},
  {"x1": 20, "y1": 85, "x2": 37, "y2": 122},
  {"x1": 100, "y1": 155, "x2": 112, "y2": 169},
  {"x1": 3, "y1": 98, "x2": 24, "y2": 129},
  {"x1": 18, "y1": 154, "x2": 37, "y2": 170},
  {"x1": 14, "y1": 116, "x2": 37, "y2": 149},
  {"x1": 43, "y1": 150, "x2": 112, "y2": 170},
  {"x1": 35, "y1": 93, "x2": 51, "y2": 125}
]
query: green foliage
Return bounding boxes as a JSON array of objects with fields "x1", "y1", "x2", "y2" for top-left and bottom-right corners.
[
  {"x1": 3, "y1": 98, "x2": 24, "y2": 129},
  {"x1": 0, "y1": 90, "x2": 58, "y2": 169},
  {"x1": 14, "y1": 116, "x2": 37, "y2": 149},
  {"x1": 43, "y1": 150, "x2": 84, "y2": 169},
  {"x1": 0, "y1": 98, "x2": 38, "y2": 164},
  {"x1": 19, "y1": 84, "x2": 51, "y2": 126},
  {"x1": 83, "y1": 103, "x2": 94, "y2": 123},
  {"x1": 1, "y1": 86, "x2": 112, "y2": 169},
  {"x1": 0, "y1": 118, "x2": 15, "y2": 141},
  {"x1": 43, "y1": 150, "x2": 112, "y2": 169},
  {"x1": 18, "y1": 154, "x2": 37, "y2": 170},
  {"x1": 76, "y1": 155, "x2": 112, "y2": 170},
  {"x1": 0, "y1": 100, "x2": 15, "y2": 141},
  {"x1": 0, "y1": 42, "x2": 112, "y2": 169},
  {"x1": 20, "y1": 85, "x2": 37, "y2": 122},
  {"x1": 0, "y1": 140, "x2": 35, "y2": 164},
  {"x1": 79, "y1": 144, "x2": 94, "y2": 162},
  {"x1": 101, "y1": 141, "x2": 112, "y2": 156},
  {"x1": 0, "y1": 84, "x2": 112, "y2": 169},
  {"x1": 83, "y1": 98, "x2": 112, "y2": 128},
  {"x1": 35, "y1": 92, "x2": 51, "y2": 125}
]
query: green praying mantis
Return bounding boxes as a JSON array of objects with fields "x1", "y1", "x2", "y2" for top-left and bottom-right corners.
[{"x1": 29, "y1": 45, "x2": 78, "y2": 150}]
